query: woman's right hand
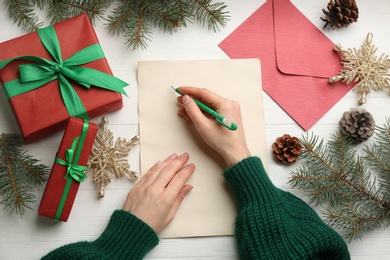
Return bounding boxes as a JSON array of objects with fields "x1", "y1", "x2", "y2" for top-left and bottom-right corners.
[{"x1": 176, "y1": 86, "x2": 251, "y2": 167}]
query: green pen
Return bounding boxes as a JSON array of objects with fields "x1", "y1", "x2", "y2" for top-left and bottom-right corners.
[{"x1": 171, "y1": 86, "x2": 237, "y2": 131}]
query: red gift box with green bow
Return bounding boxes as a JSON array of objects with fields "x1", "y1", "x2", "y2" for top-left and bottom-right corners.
[
  {"x1": 0, "y1": 14, "x2": 127, "y2": 143},
  {"x1": 39, "y1": 117, "x2": 98, "y2": 222}
]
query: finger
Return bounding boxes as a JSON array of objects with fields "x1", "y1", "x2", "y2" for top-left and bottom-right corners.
[
  {"x1": 183, "y1": 95, "x2": 215, "y2": 133},
  {"x1": 165, "y1": 163, "x2": 195, "y2": 197},
  {"x1": 140, "y1": 153, "x2": 178, "y2": 186},
  {"x1": 176, "y1": 96, "x2": 184, "y2": 105},
  {"x1": 178, "y1": 107, "x2": 213, "y2": 121},
  {"x1": 177, "y1": 107, "x2": 189, "y2": 119},
  {"x1": 178, "y1": 107, "x2": 195, "y2": 123},
  {"x1": 154, "y1": 152, "x2": 190, "y2": 187},
  {"x1": 178, "y1": 86, "x2": 225, "y2": 108}
]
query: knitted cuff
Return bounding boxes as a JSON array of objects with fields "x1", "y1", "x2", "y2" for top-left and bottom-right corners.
[
  {"x1": 92, "y1": 210, "x2": 159, "y2": 259},
  {"x1": 223, "y1": 156, "x2": 279, "y2": 207}
]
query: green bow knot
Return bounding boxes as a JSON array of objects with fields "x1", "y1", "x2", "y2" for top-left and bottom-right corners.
[
  {"x1": 55, "y1": 141, "x2": 88, "y2": 183},
  {"x1": 0, "y1": 25, "x2": 128, "y2": 119}
]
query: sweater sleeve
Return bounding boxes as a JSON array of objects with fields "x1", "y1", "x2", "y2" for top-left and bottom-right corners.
[
  {"x1": 223, "y1": 157, "x2": 350, "y2": 260},
  {"x1": 41, "y1": 210, "x2": 159, "y2": 260}
]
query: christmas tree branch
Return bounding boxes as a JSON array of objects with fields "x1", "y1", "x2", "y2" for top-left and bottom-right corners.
[
  {"x1": 193, "y1": 0, "x2": 229, "y2": 31},
  {"x1": 289, "y1": 122, "x2": 390, "y2": 240},
  {"x1": 46, "y1": 1, "x2": 66, "y2": 24},
  {"x1": 143, "y1": 0, "x2": 181, "y2": 31},
  {"x1": 5, "y1": 0, "x2": 43, "y2": 32},
  {"x1": 292, "y1": 132, "x2": 390, "y2": 208},
  {"x1": 46, "y1": 0, "x2": 113, "y2": 24},
  {"x1": 0, "y1": 133, "x2": 49, "y2": 216},
  {"x1": 132, "y1": 9, "x2": 149, "y2": 50},
  {"x1": 105, "y1": 0, "x2": 133, "y2": 35},
  {"x1": 3, "y1": 0, "x2": 229, "y2": 49},
  {"x1": 1, "y1": 141, "x2": 23, "y2": 210},
  {"x1": 2, "y1": 134, "x2": 23, "y2": 209}
]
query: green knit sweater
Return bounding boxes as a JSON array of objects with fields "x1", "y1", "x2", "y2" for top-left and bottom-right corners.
[{"x1": 42, "y1": 156, "x2": 350, "y2": 259}]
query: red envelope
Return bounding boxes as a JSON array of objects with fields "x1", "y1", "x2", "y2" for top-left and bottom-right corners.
[{"x1": 219, "y1": 0, "x2": 353, "y2": 130}]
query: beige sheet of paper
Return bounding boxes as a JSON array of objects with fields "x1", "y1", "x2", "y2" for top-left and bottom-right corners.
[{"x1": 137, "y1": 59, "x2": 268, "y2": 238}]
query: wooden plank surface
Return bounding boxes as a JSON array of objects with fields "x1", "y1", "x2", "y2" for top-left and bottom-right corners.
[{"x1": 1, "y1": 1, "x2": 390, "y2": 259}]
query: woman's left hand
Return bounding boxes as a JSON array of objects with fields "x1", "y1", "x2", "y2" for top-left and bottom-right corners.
[{"x1": 122, "y1": 152, "x2": 195, "y2": 233}]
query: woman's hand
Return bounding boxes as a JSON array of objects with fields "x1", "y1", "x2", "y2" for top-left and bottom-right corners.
[
  {"x1": 122, "y1": 152, "x2": 194, "y2": 233},
  {"x1": 176, "y1": 86, "x2": 251, "y2": 167}
]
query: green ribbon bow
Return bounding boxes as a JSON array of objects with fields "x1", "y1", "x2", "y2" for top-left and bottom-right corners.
[
  {"x1": 54, "y1": 119, "x2": 89, "y2": 221},
  {"x1": 55, "y1": 138, "x2": 88, "y2": 183},
  {"x1": 0, "y1": 25, "x2": 127, "y2": 118}
]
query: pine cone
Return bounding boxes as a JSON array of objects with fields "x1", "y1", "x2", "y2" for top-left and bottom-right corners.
[
  {"x1": 339, "y1": 108, "x2": 375, "y2": 143},
  {"x1": 320, "y1": 0, "x2": 359, "y2": 30},
  {"x1": 272, "y1": 134, "x2": 302, "y2": 165}
]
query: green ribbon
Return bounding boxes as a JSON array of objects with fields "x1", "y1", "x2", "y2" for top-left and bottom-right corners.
[
  {"x1": 54, "y1": 119, "x2": 89, "y2": 221},
  {"x1": 0, "y1": 26, "x2": 127, "y2": 118}
]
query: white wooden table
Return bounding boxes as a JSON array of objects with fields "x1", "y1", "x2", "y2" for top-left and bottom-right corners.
[{"x1": 1, "y1": 1, "x2": 390, "y2": 259}]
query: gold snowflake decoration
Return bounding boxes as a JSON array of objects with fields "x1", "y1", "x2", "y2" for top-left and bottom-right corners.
[
  {"x1": 329, "y1": 32, "x2": 390, "y2": 105},
  {"x1": 87, "y1": 117, "x2": 139, "y2": 198}
]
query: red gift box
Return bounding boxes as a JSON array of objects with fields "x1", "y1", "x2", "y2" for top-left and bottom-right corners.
[
  {"x1": 0, "y1": 14, "x2": 125, "y2": 143},
  {"x1": 38, "y1": 117, "x2": 98, "y2": 222}
]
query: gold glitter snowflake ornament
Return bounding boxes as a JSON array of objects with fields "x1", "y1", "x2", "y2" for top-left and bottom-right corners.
[
  {"x1": 87, "y1": 117, "x2": 139, "y2": 198},
  {"x1": 329, "y1": 32, "x2": 390, "y2": 105}
]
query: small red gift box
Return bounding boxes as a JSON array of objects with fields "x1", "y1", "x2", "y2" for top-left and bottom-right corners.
[
  {"x1": 38, "y1": 117, "x2": 98, "y2": 222},
  {"x1": 0, "y1": 14, "x2": 126, "y2": 143}
]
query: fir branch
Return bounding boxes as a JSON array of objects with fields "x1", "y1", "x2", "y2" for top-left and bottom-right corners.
[
  {"x1": 105, "y1": 0, "x2": 134, "y2": 36},
  {"x1": 4, "y1": 0, "x2": 229, "y2": 49},
  {"x1": 106, "y1": 0, "x2": 229, "y2": 49},
  {"x1": 125, "y1": 7, "x2": 153, "y2": 50},
  {"x1": 4, "y1": 0, "x2": 43, "y2": 32},
  {"x1": 46, "y1": 1, "x2": 67, "y2": 24},
  {"x1": 289, "y1": 122, "x2": 390, "y2": 241},
  {"x1": 30, "y1": 0, "x2": 47, "y2": 10},
  {"x1": 142, "y1": 0, "x2": 182, "y2": 33},
  {"x1": 363, "y1": 119, "x2": 390, "y2": 201},
  {"x1": 192, "y1": 0, "x2": 230, "y2": 31},
  {"x1": 46, "y1": 0, "x2": 114, "y2": 24},
  {"x1": 0, "y1": 133, "x2": 49, "y2": 216},
  {"x1": 325, "y1": 203, "x2": 389, "y2": 241}
]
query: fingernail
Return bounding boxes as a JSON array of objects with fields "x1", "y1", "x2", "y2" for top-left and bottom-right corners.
[
  {"x1": 186, "y1": 185, "x2": 194, "y2": 192},
  {"x1": 170, "y1": 153, "x2": 178, "y2": 159},
  {"x1": 180, "y1": 152, "x2": 189, "y2": 158},
  {"x1": 153, "y1": 161, "x2": 161, "y2": 167},
  {"x1": 183, "y1": 95, "x2": 190, "y2": 105},
  {"x1": 183, "y1": 184, "x2": 193, "y2": 194}
]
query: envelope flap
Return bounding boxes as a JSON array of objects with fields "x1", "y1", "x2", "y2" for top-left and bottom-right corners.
[{"x1": 273, "y1": 0, "x2": 342, "y2": 78}]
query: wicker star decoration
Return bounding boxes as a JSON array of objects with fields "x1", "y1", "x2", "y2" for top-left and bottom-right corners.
[
  {"x1": 329, "y1": 32, "x2": 390, "y2": 105},
  {"x1": 87, "y1": 117, "x2": 139, "y2": 198}
]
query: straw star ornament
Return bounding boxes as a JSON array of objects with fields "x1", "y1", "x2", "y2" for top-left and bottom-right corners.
[
  {"x1": 329, "y1": 32, "x2": 390, "y2": 105},
  {"x1": 87, "y1": 117, "x2": 139, "y2": 198}
]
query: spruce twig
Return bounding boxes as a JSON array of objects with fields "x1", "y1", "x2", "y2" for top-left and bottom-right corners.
[
  {"x1": 45, "y1": 0, "x2": 114, "y2": 25},
  {"x1": 289, "y1": 120, "x2": 390, "y2": 241},
  {"x1": 4, "y1": 0, "x2": 43, "y2": 32},
  {"x1": 106, "y1": 0, "x2": 229, "y2": 49},
  {"x1": 0, "y1": 133, "x2": 49, "y2": 216},
  {"x1": 2, "y1": 0, "x2": 230, "y2": 50},
  {"x1": 192, "y1": 0, "x2": 229, "y2": 31}
]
